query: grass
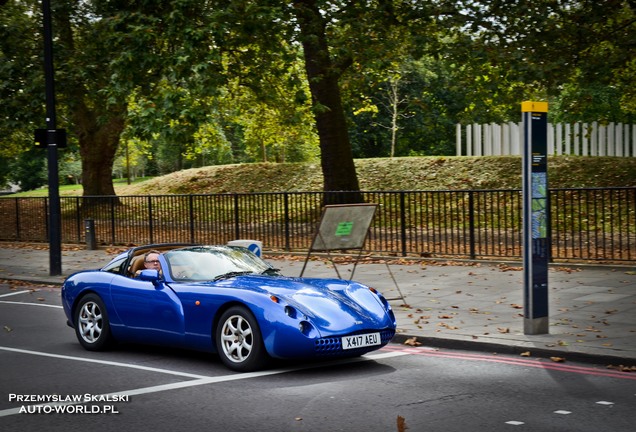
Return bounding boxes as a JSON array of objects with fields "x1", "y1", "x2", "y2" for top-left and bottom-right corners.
[{"x1": 7, "y1": 156, "x2": 636, "y2": 197}]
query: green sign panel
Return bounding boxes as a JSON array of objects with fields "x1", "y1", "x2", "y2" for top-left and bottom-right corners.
[{"x1": 335, "y1": 221, "x2": 354, "y2": 236}]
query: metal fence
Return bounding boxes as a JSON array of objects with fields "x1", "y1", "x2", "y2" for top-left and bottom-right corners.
[{"x1": 1, "y1": 188, "x2": 634, "y2": 262}]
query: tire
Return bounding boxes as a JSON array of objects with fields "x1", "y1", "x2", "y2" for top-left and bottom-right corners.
[
  {"x1": 215, "y1": 306, "x2": 268, "y2": 372},
  {"x1": 74, "y1": 293, "x2": 114, "y2": 351}
]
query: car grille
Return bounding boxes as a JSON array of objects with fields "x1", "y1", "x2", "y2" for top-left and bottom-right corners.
[{"x1": 314, "y1": 328, "x2": 396, "y2": 355}]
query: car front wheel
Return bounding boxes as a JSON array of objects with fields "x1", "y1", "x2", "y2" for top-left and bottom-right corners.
[
  {"x1": 74, "y1": 293, "x2": 114, "y2": 351},
  {"x1": 215, "y1": 306, "x2": 268, "y2": 372}
]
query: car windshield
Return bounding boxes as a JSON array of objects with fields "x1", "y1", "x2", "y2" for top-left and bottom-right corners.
[{"x1": 163, "y1": 246, "x2": 273, "y2": 281}]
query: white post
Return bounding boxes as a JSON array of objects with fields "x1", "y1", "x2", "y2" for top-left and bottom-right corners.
[
  {"x1": 599, "y1": 124, "x2": 607, "y2": 156},
  {"x1": 607, "y1": 122, "x2": 615, "y2": 156},
  {"x1": 484, "y1": 124, "x2": 492, "y2": 155},
  {"x1": 475, "y1": 123, "x2": 482, "y2": 156},
  {"x1": 573, "y1": 122, "x2": 580, "y2": 155},
  {"x1": 591, "y1": 121, "x2": 598, "y2": 156},
  {"x1": 503, "y1": 123, "x2": 510, "y2": 155}
]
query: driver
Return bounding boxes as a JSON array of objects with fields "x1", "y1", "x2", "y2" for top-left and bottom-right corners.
[{"x1": 136, "y1": 250, "x2": 162, "y2": 276}]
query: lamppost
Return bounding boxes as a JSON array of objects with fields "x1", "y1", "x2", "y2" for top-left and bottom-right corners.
[{"x1": 35, "y1": 0, "x2": 64, "y2": 276}]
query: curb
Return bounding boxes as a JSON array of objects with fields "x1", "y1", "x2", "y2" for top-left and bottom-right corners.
[{"x1": 391, "y1": 333, "x2": 636, "y2": 368}]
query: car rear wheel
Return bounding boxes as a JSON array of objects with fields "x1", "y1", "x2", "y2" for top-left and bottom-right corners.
[
  {"x1": 74, "y1": 293, "x2": 114, "y2": 351},
  {"x1": 215, "y1": 306, "x2": 268, "y2": 372}
]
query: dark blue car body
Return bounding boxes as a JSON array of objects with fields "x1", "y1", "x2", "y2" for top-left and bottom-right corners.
[{"x1": 61, "y1": 245, "x2": 396, "y2": 371}]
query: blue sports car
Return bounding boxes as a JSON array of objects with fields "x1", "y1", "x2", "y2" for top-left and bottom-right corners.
[{"x1": 61, "y1": 244, "x2": 397, "y2": 371}]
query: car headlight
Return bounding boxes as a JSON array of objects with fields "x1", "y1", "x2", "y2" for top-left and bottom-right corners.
[
  {"x1": 284, "y1": 305, "x2": 297, "y2": 318},
  {"x1": 298, "y1": 320, "x2": 315, "y2": 336}
]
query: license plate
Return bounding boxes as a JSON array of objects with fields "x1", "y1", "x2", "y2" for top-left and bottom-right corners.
[{"x1": 342, "y1": 332, "x2": 381, "y2": 350}]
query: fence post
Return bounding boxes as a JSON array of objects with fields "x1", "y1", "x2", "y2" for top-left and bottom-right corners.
[
  {"x1": 284, "y1": 193, "x2": 291, "y2": 251},
  {"x1": 400, "y1": 191, "x2": 407, "y2": 257},
  {"x1": 234, "y1": 193, "x2": 240, "y2": 240},
  {"x1": 189, "y1": 195, "x2": 195, "y2": 243},
  {"x1": 147, "y1": 196, "x2": 153, "y2": 243},
  {"x1": 110, "y1": 196, "x2": 116, "y2": 245},
  {"x1": 14, "y1": 198, "x2": 20, "y2": 241},
  {"x1": 468, "y1": 191, "x2": 476, "y2": 259}
]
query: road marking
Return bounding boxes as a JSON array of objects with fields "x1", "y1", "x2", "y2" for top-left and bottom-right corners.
[
  {"x1": 0, "y1": 290, "x2": 35, "y2": 298},
  {"x1": 0, "y1": 289, "x2": 61, "y2": 308},
  {"x1": 0, "y1": 347, "x2": 408, "y2": 417},
  {"x1": 382, "y1": 345, "x2": 636, "y2": 381},
  {"x1": 0, "y1": 300, "x2": 61, "y2": 309},
  {"x1": 0, "y1": 346, "x2": 210, "y2": 378}
]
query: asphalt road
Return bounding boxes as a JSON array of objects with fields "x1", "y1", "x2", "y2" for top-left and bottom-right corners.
[{"x1": 1, "y1": 283, "x2": 635, "y2": 432}]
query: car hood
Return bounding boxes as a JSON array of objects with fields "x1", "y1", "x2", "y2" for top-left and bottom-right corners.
[{"x1": 214, "y1": 275, "x2": 393, "y2": 331}]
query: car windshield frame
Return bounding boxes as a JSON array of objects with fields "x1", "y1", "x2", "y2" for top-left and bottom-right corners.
[{"x1": 163, "y1": 246, "x2": 272, "y2": 282}]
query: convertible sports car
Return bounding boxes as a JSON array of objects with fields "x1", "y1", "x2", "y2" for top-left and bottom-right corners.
[{"x1": 61, "y1": 244, "x2": 397, "y2": 372}]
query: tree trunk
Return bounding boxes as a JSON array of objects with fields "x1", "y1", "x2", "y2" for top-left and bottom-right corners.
[
  {"x1": 293, "y1": 0, "x2": 363, "y2": 204},
  {"x1": 74, "y1": 103, "x2": 125, "y2": 198}
]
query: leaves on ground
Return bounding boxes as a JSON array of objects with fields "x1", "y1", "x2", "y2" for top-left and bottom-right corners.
[
  {"x1": 397, "y1": 415, "x2": 408, "y2": 432},
  {"x1": 403, "y1": 337, "x2": 421, "y2": 346},
  {"x1": 607, "y1": 364, "x2": 636, "y2": 372}
]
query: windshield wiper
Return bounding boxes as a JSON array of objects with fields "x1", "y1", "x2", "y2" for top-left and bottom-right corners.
[{"x1": 213, "y1": 271, "x2": 253, "y2": 281}]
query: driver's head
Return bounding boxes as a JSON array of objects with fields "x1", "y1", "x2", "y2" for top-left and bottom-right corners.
[{"x1": 143, "y1": 250, "x2": 162, "y2": 271}]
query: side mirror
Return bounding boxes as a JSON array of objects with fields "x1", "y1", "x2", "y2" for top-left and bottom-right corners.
[{"x1": 138, "y1": 269, "x2": 161, "y2": 284}]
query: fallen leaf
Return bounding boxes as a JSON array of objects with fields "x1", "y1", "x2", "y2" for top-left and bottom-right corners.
[
  {"x1": 497, "y1": 327, "x2": 510, "y2": 334},
  {"x1": 520, "y1": 351, "x2": 531, "y2": 357},
  {"x1": 404, "y1": 337, "x2": 421, "y2": 346},
  {"x1": 397, "y1": 415, "x2": 408, "y2": 432},
  {"x1": 550, "y1": 357, "x2": 566, "y2": 362}
]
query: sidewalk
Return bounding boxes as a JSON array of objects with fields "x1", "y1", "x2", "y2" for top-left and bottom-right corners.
[{"x1": 1, "y1": 244, "x2": 635, "y2": 367}]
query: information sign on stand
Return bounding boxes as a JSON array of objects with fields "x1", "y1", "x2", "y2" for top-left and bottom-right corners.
[
  {"x1": 522, "y1": 101, "x2": 550, "y2": 335},
  {"x1": 300, "y1": 203, "x2": 405, "y2": 302}
]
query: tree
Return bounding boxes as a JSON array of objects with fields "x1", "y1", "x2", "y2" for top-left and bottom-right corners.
[
  {"x1": 439, "y1": 0, "x2": 636, "y2": 120},
  {"x1": 292, "y1": 0, "x2": 361, "y2": 197},
  {"x1": 209, "y1": 0, "x2": 436, "y2": 200},
  {"x1": 1, "y1": 0, "x2": 225, "y2": 196}
]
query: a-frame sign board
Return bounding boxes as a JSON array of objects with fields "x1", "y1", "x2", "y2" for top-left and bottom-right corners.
[{"x1": 299, "y1": 203, "x2": 405, "y2": 302}]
